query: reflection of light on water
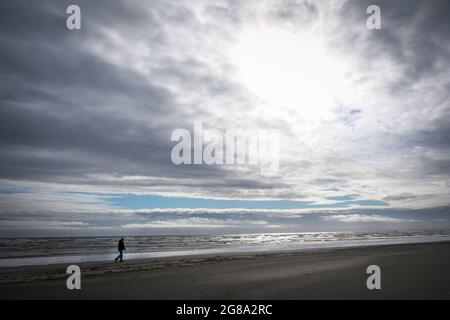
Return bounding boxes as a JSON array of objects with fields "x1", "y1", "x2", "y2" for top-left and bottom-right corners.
[{"x1": 1, "y1": 230, "x2": 450, "y2": 267}]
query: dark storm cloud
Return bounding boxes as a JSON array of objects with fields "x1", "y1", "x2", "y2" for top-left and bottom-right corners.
[
  {"x1": 338, "y1": 0, "x2": 450, "y2": 84},
  {"x1": 2, "y1": 0, "x2": 449, "y2": 191},
  {"x1": 412, "y1": 121, "x2": 450, "y2": 149},
  {"x1": 329, "y1": 0, "x2": 450, "y2": 183},
  {"x1": 0, "y1": 0, "x2": 272, "y2": 194},
  {"x1": 0, "y1": 1, "x2": 171, "y2": 161}
]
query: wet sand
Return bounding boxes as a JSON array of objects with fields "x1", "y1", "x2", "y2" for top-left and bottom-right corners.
[{"x1": 1, "y1": 241, "x2": 449, "y2": 299}]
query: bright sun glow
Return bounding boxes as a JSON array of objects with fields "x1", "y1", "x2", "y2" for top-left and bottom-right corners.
[{"x1": 230, "y1": 27, "x2": 349, "y2": 119}]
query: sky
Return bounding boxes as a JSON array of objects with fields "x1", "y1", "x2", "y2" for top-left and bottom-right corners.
[{"x1": 0, "y1": 0, "x2": 449, "y2": 237}]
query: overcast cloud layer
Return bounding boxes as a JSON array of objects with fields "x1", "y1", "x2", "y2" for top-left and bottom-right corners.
[{"x1": 0, "y1": 0, "x2": 449, "y2": 236}]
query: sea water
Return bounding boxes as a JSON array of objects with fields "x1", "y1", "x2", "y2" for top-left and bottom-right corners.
[{"x1": 1, "y1": 229, "x2": 449, "y2": 267}]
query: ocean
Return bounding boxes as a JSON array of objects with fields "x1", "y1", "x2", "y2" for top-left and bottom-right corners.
[{"x1": 1, "y1": 229, "x2": 450, "y2": 267}]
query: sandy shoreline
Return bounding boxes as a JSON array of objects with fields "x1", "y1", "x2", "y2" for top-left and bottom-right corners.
[{"x1": 1, "y1": 241, "x2": 449, "y2": 299}]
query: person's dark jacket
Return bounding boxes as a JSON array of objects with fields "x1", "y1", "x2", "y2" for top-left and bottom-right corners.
[{"x1": 118, "y1": 239, "x2": 126, "y2": 252}]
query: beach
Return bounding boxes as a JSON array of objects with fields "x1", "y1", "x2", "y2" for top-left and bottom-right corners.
[{"x1": 0, "y1": 241, "x2": 449, "y2": 299}]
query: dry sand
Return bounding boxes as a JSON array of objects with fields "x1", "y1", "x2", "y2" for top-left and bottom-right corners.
[{"x1": 0, "y1": 241, "x2": 449, "y2": 299}]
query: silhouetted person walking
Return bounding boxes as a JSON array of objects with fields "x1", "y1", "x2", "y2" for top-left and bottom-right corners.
[{"x1": 115, "y1": 238, "x2": 126, "y2": 262}]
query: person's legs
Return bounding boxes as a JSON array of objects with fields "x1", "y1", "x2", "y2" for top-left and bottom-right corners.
[
  {"x1": 115, "y1": 251, "x2": 121, "y2": 262},
  {"x1": 119, "y1": 250, "x2": 123, "y2": 262}
]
